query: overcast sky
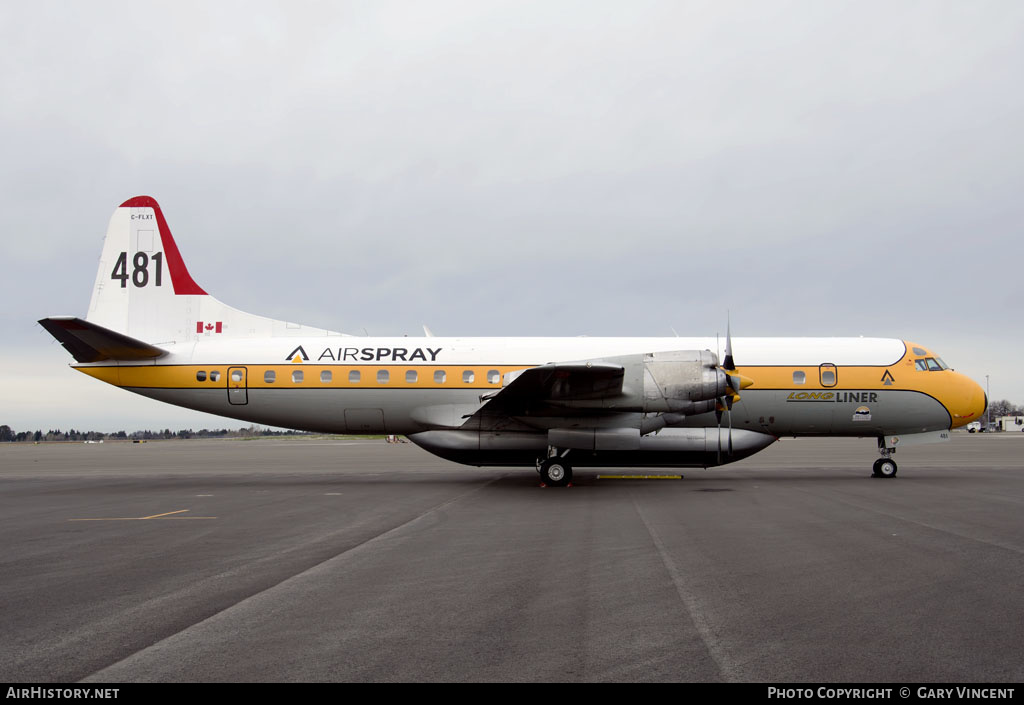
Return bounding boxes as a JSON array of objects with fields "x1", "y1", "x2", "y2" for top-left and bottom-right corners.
[{"x1": 2, "y1": 1, "x2": 1022, "y2": 432}]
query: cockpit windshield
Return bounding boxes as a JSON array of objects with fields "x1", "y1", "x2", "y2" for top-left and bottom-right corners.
[{"x1": 915, "y1": 357, "x2": 949, "y2": 371}]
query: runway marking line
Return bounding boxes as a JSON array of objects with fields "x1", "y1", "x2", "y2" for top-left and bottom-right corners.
[
  {"x1": 68, "y1": 509, "x2": 217, "y2": 521},
  {"x1": 597, "y1": 475, "x2": 683, "y2": 480}
]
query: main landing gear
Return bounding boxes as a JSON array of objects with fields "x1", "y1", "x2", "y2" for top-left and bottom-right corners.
[
  {"x1": 872, "y1": 438, "x2": 898, "y2": 478},
  {"x1": 538, "y1": 449, "x2": 573, "y2": 487}
]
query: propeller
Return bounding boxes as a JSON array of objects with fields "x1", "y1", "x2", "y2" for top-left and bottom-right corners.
[{"x1": 715, "y1": 317, "x2": 753, "y2": 463}]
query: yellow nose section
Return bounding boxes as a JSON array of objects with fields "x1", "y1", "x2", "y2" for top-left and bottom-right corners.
[{"x1": 946, "y1": 373, "x2": 988, "y2": 428}]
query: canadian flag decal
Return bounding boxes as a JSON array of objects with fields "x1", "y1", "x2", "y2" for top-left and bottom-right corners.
[{"x1": 196, "y1": 321, "x2": 223, "y2": 334}]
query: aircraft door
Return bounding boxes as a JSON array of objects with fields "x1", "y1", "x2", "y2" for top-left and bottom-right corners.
[{"x1": 227, "y1": 366, "x2": 248, "y2": 405}]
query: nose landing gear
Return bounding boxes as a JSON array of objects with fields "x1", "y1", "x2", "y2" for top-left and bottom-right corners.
[
  {"x1": 872, "y1": 438, "x2": 898, "y2": 478},
  {"x1": 872, "y1": 457, "x2": 898, "y2": 478}
]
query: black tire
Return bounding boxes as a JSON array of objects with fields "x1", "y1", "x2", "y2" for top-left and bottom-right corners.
[
  {"x1": 876, "y1": 458, "x2": 898, "y2": 478},
  {"x1": 541, "y1": 458, "x2": 572, "y2": 487},
  {"x1": 871, "y1": 458, "x2": 883, "y2": 477}
]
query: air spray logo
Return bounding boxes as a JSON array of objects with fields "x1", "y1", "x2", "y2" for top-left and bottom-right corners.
[
  {"x1": 286, "y1": 346, "x2": 310, "y2": 363},
  {"x1": 285, "y1": 345, "x2": 443, "y2": 363}
]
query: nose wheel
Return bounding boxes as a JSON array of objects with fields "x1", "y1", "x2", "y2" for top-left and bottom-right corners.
[
  {"x1": 540, "y1": 458, "x2": 573, "y2": 487},
  {"x1": 872, "y1": 458, "x2": 898, "y2": 478},
  {"x1": 872, "y1": 437, "x2": 898, "y2": 478}
]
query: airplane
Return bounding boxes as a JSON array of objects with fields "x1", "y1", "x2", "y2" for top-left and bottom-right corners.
[{"x1": 40, "y1": 196, "x2": 987, "y2": 486}]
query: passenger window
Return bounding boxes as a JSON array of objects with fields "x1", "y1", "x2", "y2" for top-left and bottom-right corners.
[
  {"x1": 349, "y1": 370, "x2": 361, "y2": 383},
  {"x1": 209, "y1": 371, "x2": 221, "y2": 382},
  {"x1": 291, "y1": 370, "x2": 303, "y2": 383},
  {"x1": 378, "y1": 370, "x2": 389, "y2": 384},
  {"x1": 320, "y1": 370, "x2": 332, "y2": 383},
  {"x1": 264, "y1": 370, "x2": 276, "y2": 383},
  {"x1": 196, "y1": 371, "x2": 207, "y2": 382},
  {"x1": 793, "y1": 371, "x2": 805, "y2": 385},
  {"x1": 487, "y1": 370, "x2": 500, "y2": 384},
  {"x1": 819, "y1": 364, "x2": 837, "y2": 387},
  {"x1": 463, "y1": 370, "x2": 475, "y2": 384},
  {"x1": 231, "y1": 370, "x2": 243, "y2": 383},
  {"x1": 406, "y1": 370, "x2": 418, "y2": 383},
  {"x1": 434, "y1": 370, "x2": 446, "y2": 384}
]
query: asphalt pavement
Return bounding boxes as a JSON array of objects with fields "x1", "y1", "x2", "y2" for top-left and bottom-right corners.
[{"x1": 1, "y1": 434, "x2": 1022, "y2": 682}]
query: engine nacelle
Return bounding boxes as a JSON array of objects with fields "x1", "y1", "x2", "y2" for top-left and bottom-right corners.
[{"x1": 642, "y1": 349, "x2": 726, "y2": 413}]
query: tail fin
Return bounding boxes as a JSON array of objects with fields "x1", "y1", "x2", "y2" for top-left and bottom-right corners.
[{"x1": 85, "y1": 196, "x2": 340, "y2": 344}]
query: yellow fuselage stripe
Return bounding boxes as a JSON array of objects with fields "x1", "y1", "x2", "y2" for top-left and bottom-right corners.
[
  {"x1": 76, "y1": 364, "x2": 530, "y2": 390},
  {"x1": 74, "y1": 360, "x2": 953, "y2": 396}
]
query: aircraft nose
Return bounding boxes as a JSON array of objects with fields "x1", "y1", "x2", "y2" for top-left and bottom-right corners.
[{"x1": 948, "y1": 373, "x2": 987, "y2": 428}]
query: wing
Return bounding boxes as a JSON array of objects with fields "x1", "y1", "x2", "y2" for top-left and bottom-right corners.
[
  {"x1": 461, "y1": 349, "x2": 731, "y2": 433},
  {"x1": 463, "y1": 361, "x2": 627, "y2": 429}
]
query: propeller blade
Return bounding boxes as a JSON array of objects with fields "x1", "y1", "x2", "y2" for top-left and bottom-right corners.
[
  {"x1": 728, "y1": 405, "x2": 734, "y2": 456},
  {"x1": 723, "y1": 315, "x2": 735, "y2": 372},
  {"x1": 719, "y1": 315, "x2": 743, "y2": 459},
  {"x1": 715, "y1": 404, "x2": 723, "y2": 465},
  {"x1": 721, "y1": 316, "x2": 751, "y2": 411}
]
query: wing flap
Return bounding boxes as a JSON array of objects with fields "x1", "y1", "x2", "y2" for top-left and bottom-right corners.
[{"x1": 39, "y1": 317, "x2": 168, "y2": 363}]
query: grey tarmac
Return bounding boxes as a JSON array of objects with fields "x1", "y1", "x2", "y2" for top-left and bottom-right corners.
[{"x1": 1, "y1": 434, "x2": 1023, "y2": 682}]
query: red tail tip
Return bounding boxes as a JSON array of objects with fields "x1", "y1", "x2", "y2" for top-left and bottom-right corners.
[{"x1": 120, "y1": 195, "x2": 160, "y2": 208}]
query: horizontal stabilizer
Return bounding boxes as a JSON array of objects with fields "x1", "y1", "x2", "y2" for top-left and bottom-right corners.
[{"x1": 39, "y1": 317, "x2": 167, "y2": 363}]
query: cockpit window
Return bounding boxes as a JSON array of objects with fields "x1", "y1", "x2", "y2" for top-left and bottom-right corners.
[
  {"x1": 912, "y1": 347, "x2": 928, "y2": 356},
  {"x1": 916, "y1": 358, "x2": 948, "y2": 371}
]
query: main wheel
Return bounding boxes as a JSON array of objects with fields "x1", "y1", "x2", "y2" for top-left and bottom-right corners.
[
  {"x1": 876, "y1": 458, "x2": 898, "y2": 478},
  {"x1": 541, "y1": 458, "x2": 572, "y2": 487}
]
